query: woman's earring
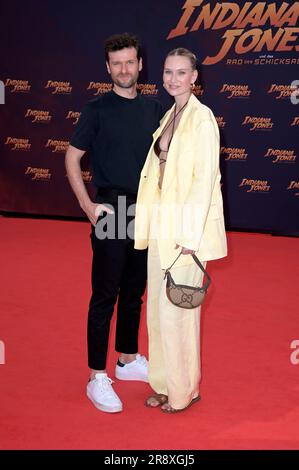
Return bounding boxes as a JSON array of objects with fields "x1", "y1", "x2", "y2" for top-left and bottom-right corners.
[{"x1": 191, "y1": 83, "x2": 195, "y2": 90}]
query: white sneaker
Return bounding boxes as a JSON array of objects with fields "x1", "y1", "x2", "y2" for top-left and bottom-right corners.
[
  {"x1": 86, "y1": 373, "x2": 123, "y2": 413},
  {"x1": 115, "y1": 354, "x2": 149, "y2": 383}
]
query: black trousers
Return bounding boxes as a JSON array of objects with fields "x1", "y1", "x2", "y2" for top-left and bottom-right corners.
[{"x1": 87, "y1": 189, "x2": 147, "y2": 370}]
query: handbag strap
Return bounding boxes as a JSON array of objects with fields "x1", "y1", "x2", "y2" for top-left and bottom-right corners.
[{"x1": 165, "y1": 251, "x2": 211, "y2": 291}]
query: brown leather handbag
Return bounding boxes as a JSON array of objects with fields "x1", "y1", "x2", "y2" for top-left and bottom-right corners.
[{"x1": 164, "y1": 252, "x2": 211, "y2": 309}]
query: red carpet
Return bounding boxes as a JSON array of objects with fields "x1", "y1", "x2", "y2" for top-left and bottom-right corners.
[{"x1": 0, "y1": 216, "x2": 298, "y2": 450}]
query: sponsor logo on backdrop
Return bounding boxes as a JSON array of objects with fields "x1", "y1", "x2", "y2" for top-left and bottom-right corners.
[
  {"x1": 137, "y1": 84, "x2": 159, "y2": 95},
  {"x1": 167, "y1": 1, "x2": 299, "y2": 65},
  {"x1": 82, "y1": 171, "x2": 92, "y2": 183},
  {"x1": 5, "y1": 78, "x2": 31, "y2": 93},
  {"x1": 25, "y1": 167, "x2": 51, "y2": 181},
  {"x1": 46, "y1": 139, "x2": 69, "y2": 153},
  {"x1": 268, "y1": 84, "x2": 297, "y2": 99},
  {"x1": 221, "y1": 147, "x2": 247, "y2": 161},
  {"x1": 25, "y1": 109, "x2": 52, "y2": 123},
  {"x1": 242, "y1": 116, "x2": 274, "y2": 130},
  {"x1": 291, "y1": 116, "x2": 299, "y2": 126},
  {"x1": 87, "y1": 82, "x2": 112, "y2": 96},
  {"x1": 265, "y1": 148, "x2": 296, "y2": 163},
  {"x1": 239, "y1": 178, "x2": 271, "y2": 193},
  {"x1": 287, "y1": 180, "x2": 299, "y2": 196},
  {"x1": 192, "y1": 85, "x2": 204, "y2": 97},
  {"x1": 215, "y1": 116, "x2": 226, "y2": 128},
  {"x1": 5, "y1": 137, "x2": 31, "y2": 151},
  {"x1": 220, "y1": 84, "x2": 251, "y2": 98},
  {"x1": 66, "y1": 111, "x2": 81, "y2": 125},
  {"x1": 45, "y1": 81, "x2": 72, "y2": 94}
]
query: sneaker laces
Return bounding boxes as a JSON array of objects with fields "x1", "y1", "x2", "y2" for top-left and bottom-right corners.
[
  {"x1": 136, "y1": 354, "x2": 147, "y2": 367},
  {"x1": 95, "y1": 375, "x2": 115, "y2": 393}
]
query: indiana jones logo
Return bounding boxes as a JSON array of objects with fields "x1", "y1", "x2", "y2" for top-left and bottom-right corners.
[{"x1": 168, "y1": 1, "x2": 299, "y2": 65}]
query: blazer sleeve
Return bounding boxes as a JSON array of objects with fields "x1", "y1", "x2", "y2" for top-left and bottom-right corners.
[{"x1": 175, "y1": 118, "x2": 220, "y2": 252}]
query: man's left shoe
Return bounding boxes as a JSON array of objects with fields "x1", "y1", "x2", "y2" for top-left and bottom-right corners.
[{"x1": 115, "y1": 354, "x2": 149, "y2": 383}]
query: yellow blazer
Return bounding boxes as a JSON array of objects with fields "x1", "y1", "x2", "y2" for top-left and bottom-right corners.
[{"x1": 134, "y1": 93, "x2": 227, "y2": 269}]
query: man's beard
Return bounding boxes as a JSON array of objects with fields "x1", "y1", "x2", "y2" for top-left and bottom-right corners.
[{"x1": 113, "y1": 74, "x2": 138, "y2": 89}]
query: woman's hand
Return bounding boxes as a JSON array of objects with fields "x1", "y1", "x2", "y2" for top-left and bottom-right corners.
[{"x1": 175, "y1": 244, "x2": 195, "y2": 256}]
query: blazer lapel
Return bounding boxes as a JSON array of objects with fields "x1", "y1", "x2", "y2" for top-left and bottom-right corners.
[
  {"x1": 160, "y1": 96, "x2": 196, "y2": 196},
  {"x1": 147, "y1": 104, "x2": 175, "y2": 184}
]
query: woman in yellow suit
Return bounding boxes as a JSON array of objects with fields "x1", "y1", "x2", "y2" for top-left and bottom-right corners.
[{"x1": 134, "y1": 48, "x2": 227, "y2": 413}]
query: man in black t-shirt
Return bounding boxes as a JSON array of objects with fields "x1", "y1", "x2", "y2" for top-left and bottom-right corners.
[{"x1": 65, "y1": 33, "x2": 162, "y2": 413}]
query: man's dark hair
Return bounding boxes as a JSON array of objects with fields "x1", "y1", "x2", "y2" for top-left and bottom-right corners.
[{"x1": 104, "y1": 33, "x2": 141, "y2": 62}]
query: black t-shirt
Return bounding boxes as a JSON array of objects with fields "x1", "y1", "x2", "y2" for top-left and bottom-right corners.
[{"x1": 70, "y1": 90, "x2": 162, "y2": 195}]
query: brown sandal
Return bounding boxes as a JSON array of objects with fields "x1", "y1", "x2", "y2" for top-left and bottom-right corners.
[
  {"x1": 161, "y1": 395, "x2": 200, "y2": 414},
  {"x1": 145, "y1": 393, "x2": 168, "y2": 408}
]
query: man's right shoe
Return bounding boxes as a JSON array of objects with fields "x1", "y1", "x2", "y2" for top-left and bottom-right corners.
[{"x1": 86, "y1": 373, "x2": 123, "y2": 413}]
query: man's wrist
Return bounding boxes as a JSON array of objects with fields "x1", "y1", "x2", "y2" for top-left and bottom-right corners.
[{"x1": 80, "y1": 198, "x2": 92, "y2": 213}]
